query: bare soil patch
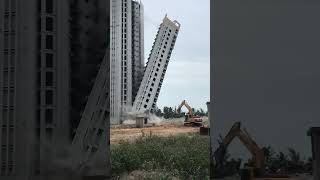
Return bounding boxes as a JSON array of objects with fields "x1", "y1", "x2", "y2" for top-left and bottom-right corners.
[{"x1": 110, "y1": 124, "x2": 199, "y2": 144}]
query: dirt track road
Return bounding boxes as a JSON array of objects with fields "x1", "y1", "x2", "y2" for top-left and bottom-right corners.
[{"x1": 110, "y1": 125, "x2": 199, "y2": 144}]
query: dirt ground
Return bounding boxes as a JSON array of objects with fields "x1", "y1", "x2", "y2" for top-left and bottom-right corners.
[
  {"x1": 110, "y1": 123, "x2": 199, "y2": 144},
  {"x1": 111, "y1": 170, "x2": 181, "y2": 180}
]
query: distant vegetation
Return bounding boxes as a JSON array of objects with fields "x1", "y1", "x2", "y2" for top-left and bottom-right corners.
[
  {"x1": 110, "y1": 127, "x2": 312, "y2": 179},
  {"x1": 153, "y1": 106, "x2": 208, "y2": 119},
  {"x1": 111, "y1": 133, "x2": 210, "y2": 179},
  {"x1": 264, "y1": 146, "x2": 313, "y2": 175}
]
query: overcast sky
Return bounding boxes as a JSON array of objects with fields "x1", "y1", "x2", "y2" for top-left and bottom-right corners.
[{"x1": 141, "y1": 0, "x2": 210, "y2": 111}]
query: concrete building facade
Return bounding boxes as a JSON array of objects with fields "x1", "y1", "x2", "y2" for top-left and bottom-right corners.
[
  {"x1": 0, "y1": 0, "x2": 109, "y2": 178},
  {"x1": 69, "y1": 0, "x2": 110, "y2": 139},
  {"x1": 133, "y1": 15, "x2": 180, "y2": 113},
  {"x1": 119, "y1": 0, "x2": 133, "y2": 121},
  {"x1": 71, "y1": 48, "x2": 110, "y2": 177},
  {"x1": 110, "y1": 0, "x2": 144, "y2": 124},
  {"x1": 131, "y1": 1, "x2": 144, "y2": 103},
  {"x1": 0, "y1": 0, "x2": 71, "y2": 176},
  {"x1": 110, "y1": 0, "x2": 122, "y2": 124}
]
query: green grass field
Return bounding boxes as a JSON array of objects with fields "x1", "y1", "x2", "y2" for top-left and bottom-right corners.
[{"x1": 111, "y1": 133, "x2": 210, "y2": 179}]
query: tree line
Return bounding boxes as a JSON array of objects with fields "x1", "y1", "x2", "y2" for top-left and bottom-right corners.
[{"x1": 153, "y1": 106, "x2": 208, "y2": 119}]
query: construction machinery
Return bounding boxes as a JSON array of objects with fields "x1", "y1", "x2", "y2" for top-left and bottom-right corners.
[
  {"x1": 214, "y1": 122, "x2": 297, "y2": 179},
  {"x1": 214, "y1": 122, "x2": 266, "y2": 178},
  {"x1": 176, "y1": 100, "x2": 203, "y2": 127}
]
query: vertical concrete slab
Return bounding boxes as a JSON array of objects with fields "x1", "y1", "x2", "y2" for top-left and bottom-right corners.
[
  {"x1": 136, "y1": 117, "x2": 144, "y2": 128},
  {"x1": 207, "y1": 102, "x2": 211, "y2": 127},
  {"x1": 308, "y1": 127, "x2": 320, "y2": 180},
  {"x1": 207, "y1": 101, "x2": 215, "y2": 179}
]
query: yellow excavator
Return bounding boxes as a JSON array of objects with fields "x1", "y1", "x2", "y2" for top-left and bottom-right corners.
[
  {"x1": 214, "y1": 122, "x2": 266, "y2": 178},
  {"x1": 176, "y1": 100, "x2": 203, "y2": 127},
  {"x1": 214, "y1": 122, "x2": 296, "y2": 179}
]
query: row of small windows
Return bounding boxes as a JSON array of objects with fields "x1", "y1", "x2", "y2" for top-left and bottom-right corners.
[
  {"x1": 3, "y1": 37, "x2": 16, "y2": 50},
  {"x1": 142, "y1": 81, "x2": 162, "y2": 107},
  {"x1": 40, "y1": 15, "x2": 55, "y2": 121},
  {"x1": 2, "y1": 70, "x2": 15, "y2": 87},
  {"x1": 3, "y1": 0, "x2": 16, "y2": 12},
  {"x1": 2, "y1": 90, "x2": 15, "y2": 107},
  {"x1": 139, "y1": 27, "x2": 177, "y2": 109},
  {"x1": 3, "y1": 15, "x2": 16, "y2": 31},
  {"x1": 2, "y1": 107, "x2": 14, "y2": 122},
  {"x1": 0, "y1": 119, "x2": 15, "y2": 174},
  {"x1": 167, "y1": 27, "x2": 179, "y2": 34}
]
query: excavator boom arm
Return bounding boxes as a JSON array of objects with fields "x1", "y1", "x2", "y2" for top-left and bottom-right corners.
[
  {"x1": 176, "y1": 100, "x2": 193, "y2": 116},
  {"x1": 214, "y1": 122, "x2": 265, "y2": 170}
]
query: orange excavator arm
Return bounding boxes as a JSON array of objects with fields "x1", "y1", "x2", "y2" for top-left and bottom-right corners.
[
  {"x1": 176, "y1": 100, "x2": 193, "y2": 116},
  {"x1": 237, "y1": 128, "x2": 265, "y2": 169},
  {"x1": 214, "y1": 122, "x2": 265, "y2": 170}
]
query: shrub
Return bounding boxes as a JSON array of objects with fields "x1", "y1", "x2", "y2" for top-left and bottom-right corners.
[{"x1": 111, "y1": 134, "x2": 210, "y2": 179}]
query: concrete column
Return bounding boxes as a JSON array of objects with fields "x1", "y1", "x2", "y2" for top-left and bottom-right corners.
[
  {"x1": 207, "y1": 101, "x2": 214, "y2": 179},
  {"x1": 136, "y1": 117, "x2": 144, "y2": 128},
  {"x1": 207, "y1": 102, "x2": 211, "y2": 127},
  {"x1": 308, "y1": 127, "x2": 320, "y2": 180}
]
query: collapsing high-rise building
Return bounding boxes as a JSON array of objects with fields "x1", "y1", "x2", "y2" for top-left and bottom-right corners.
[
  {"x1": 69, "y1": 0, "x2": 110, "y2": 139},
  {"x1": 71, "y1": 48, "x2": 110, "y2": 176},
  {"x1": 133, "y1": 15, "x2": 180, "y2": 113},
  {"x1": 110, "y1": 0, "x2": 144, "y2": 124}
]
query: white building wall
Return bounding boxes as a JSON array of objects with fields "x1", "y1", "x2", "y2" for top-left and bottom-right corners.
[
  {"x1": 140, "y1": 3, "x2": 144, "y2": 70},
  {"x1": 111, "y1": 0, "x2": 144, "y2": 124},
  {"x1": 110, "y1": 0, "x2": 122, "y2": 124},
  {"x1": 120, "y1": 0, "x2": 133, "y2": 122},
  {"x1": 133, "y1": 15, "x2": 180, "y2": 113},
  {"x1": 132, "y1": 1, "x2": 144, "y2": 103}
]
